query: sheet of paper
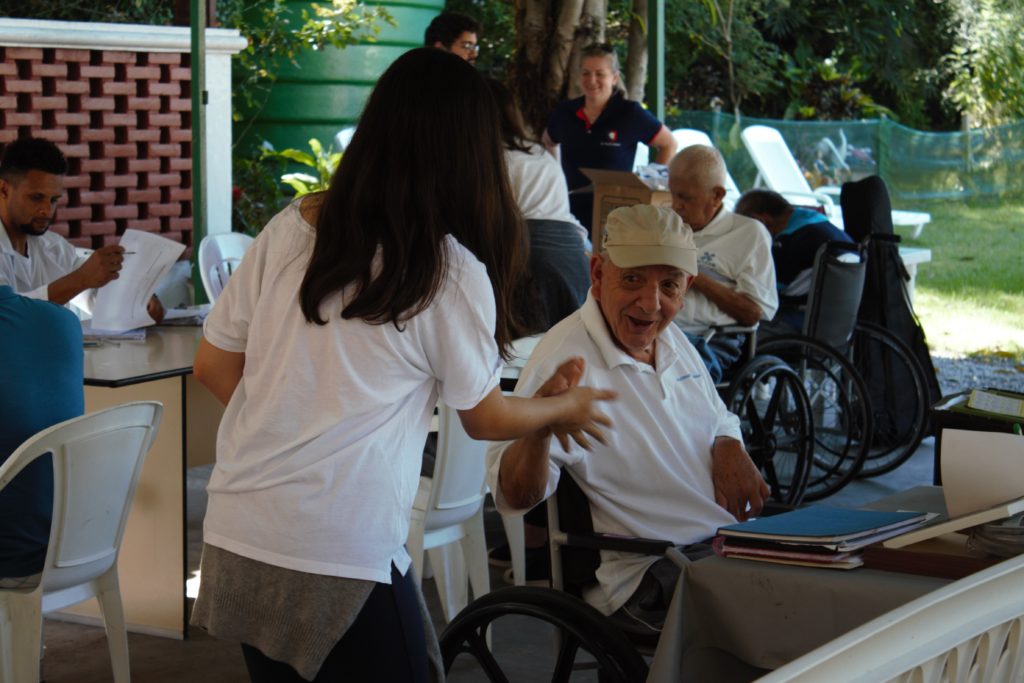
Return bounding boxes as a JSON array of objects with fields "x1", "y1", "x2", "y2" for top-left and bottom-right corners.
[
  {"x1": 941, "y1": 428, "x2": 1024, "y2": 517},
  {"x1": 91, "y1": 230, "x2": 186, "y2": 331}
]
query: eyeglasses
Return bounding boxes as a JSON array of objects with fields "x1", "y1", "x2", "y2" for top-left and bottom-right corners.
[{"x1": 455, "y1": 41, "x2": 480, "y2": 54}]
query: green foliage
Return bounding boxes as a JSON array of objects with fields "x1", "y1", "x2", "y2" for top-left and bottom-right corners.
[
  {"x1": 231, "y1": 152, "x2": 288, "y2": 235},
  {"x1": 0, "y1": 0, "x2": 172, "y2": 23},
  {"x1": 263, "y1": 138, "x2": 341, "y2": 196},
  {"x1": 217, "y1": 0, "x2": 392, "y2": 125},
  {"x1": 666, "y1": 0, "x2": 781, "y2": 116},
  {"x1": 780, "y1": 55, "x2": 894, "y2": 121},
  {"x1": 756, "y1": 0, "x2": 956, "y2": 128},
  {"x1": 944, "y1": 0, "x2": 1024, "y2": 127}
]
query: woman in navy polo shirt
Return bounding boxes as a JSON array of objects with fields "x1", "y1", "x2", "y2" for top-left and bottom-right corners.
[{"x1": 543, "y1": 43, "x2": 676, "y2": 236}]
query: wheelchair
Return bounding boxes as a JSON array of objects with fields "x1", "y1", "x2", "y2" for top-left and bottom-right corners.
[{"x1": 441, "y1": 470, "x2": 676, "y2": 682}]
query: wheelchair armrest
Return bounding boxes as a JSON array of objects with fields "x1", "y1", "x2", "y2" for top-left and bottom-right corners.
[
  {"x1": 709, "y1": 324, "x2": 759, "y2": 337},
  {"x1": 563, "y1": 531, "x2": 673, "y2": 556}
]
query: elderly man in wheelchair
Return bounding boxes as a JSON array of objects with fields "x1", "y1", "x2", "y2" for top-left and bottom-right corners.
[
  {"x1": 667, "y1": 144, "x2": 779, "y2": 383},
  {"x1": 485, "y1": 204, "x2": 769, "y2": 641}
]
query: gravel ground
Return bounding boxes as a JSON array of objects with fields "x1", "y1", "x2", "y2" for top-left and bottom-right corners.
[{"x1": 930, "y1": 352, "x2": 1024, "y2": 396}]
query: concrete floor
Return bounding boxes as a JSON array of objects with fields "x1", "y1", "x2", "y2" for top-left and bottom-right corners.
[{"x1": 36, "y1": 439, "x2": 937, "y2": 682}]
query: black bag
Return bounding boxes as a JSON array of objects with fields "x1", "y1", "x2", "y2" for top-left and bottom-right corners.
[{"x1": 841, "y1": 176, "x2": 943, "y2": 432}]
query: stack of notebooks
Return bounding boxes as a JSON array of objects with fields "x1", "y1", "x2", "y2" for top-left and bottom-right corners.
[{"x1": 715, "y1": 506, "x2": 931, "y2": 569}]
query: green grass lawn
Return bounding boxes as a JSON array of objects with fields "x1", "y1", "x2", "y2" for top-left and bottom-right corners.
[{"x1": 896, "y1": 196, "x2": 1024, "y2": 358}]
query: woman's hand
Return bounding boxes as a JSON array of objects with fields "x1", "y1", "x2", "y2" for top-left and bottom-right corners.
[
  {"x1": 532, "y1": 358, "x2": 615, "y2": 452},
  {"x1": 547, "y1": 385, "x2": 616, "y2": 452}
]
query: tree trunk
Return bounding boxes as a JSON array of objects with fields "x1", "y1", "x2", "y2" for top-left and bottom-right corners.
[{"x1": 624, "y1": 0, "x2": 648, "y2": 102}]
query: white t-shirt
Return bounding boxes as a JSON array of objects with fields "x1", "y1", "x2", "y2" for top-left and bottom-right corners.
[
  {"x1": 487, "y1": 293, "x2": 741, "y2": 614},
  {"x1": 674, "y1": 209, "x2": 778, "y2": 333},
  {"x1": 506, "y1": 143, "x2": 590, "y2": 249},
  {"x1": 0, "y1": 221, "x2": 84, "y2": 302},
  {"x1": 202, "y1": 201, "x2": 502, "y2": 583}
]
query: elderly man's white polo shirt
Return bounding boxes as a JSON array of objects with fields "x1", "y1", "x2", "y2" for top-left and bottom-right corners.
[
  {"x1": 675, "y1": 208, "x2": 778, "y2": 333},
  {"x1": 488, "y1": 293, "x2": 741, "y2": 615}
]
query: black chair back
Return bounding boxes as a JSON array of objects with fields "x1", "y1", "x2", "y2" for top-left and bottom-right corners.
[
  {"x1": 840, "y1": 175, "x2": 894, "y2": 242},
  {"x1": 802, "y1": 241, "x2": 868, "y2": 351}
]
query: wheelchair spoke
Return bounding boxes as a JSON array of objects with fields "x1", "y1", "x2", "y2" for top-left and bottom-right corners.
[
  {"x1": 551, "y1": 632, "x2": 583, "y2": 683},
  {"x1": 466, "y1": 625, "x2": 511, "y2": 683},
  {"x1": 742, "y1": 392, "x2": 766, "y2": 439}
]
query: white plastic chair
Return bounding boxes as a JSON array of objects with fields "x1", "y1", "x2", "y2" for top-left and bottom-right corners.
[
  {"x1": 197, "y1": 232, "x2": 254, "y2": 302},
  {"x1": 408, "y1": 403, "x2": 489, "y2": 623},
  {"x1": 334, "y1": 126, "x2": 356, "y2": 152},
  {"x1": 754, "y1": 553, "x2": 1024, "y2": 682},
  {"x1": 495, "y1": 334, "x2": 544, "y2": 588},
  {"x1": 741, "y1": 125, "x2": 932, "y2": 236},
  {"x1": 0, "y1": 401, "x2": 163, "y2": 683},
  {"x1": 633, "y1": 142, "x2": 650, "y2": 171},
  {"x1": 671, "y1": 128, "x2": 743, "y2": 209},
  {"x1": 741, "y1": 124, "x2": 843, "y2": 226}
]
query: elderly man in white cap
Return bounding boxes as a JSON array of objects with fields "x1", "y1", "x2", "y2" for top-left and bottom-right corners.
[{"x1": 487, "y1": 204, "x2": 768, "y2": 636}]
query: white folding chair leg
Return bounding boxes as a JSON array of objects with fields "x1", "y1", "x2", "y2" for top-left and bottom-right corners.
[
  {"x1": 407, "y1": 520, "x2": 427, "y2": 589},
  {"x1": 500, "y1": 513, "x2": 527, "y2": 587},
  {"x1": 95, "y1": 569, "x2": 130, "y2": 683},
  {"x1": 461, "y1": 512, "x2": 490, "y2": 604},
  {"x1": 428, "y1": 544, "x2": 467, "y2": 623},
  {"x1": 2, "y1": 593, "x2": 43, "y2": 683}
]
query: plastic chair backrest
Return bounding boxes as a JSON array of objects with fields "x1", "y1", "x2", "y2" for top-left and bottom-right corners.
[
  {"x1": 756, "y1": 553, "x2": 1024, "y2": 683},
  {"x1": 198, "y1": 232, "x2": 254, "y2": 302},
  {"x1": 424, "y1": 403, "x2": 487, "y2": 531},
  {"x1": 334, "y1": 126, "x2": 356, "y2": 152},
  {"x1": 741, "y1": 124, "x2": 816, "y2": 195},
  {"x1": 634, "y1": 142, "x2": 650, "y2": 171},
  {"x1": 802, "y1": 241, "x2": 867, "y2": 351},
  {"x1": 0, "y1": 401, "x2": 162, "y2": 596},
  {"x1": 671, "y1": 128, "x2": 742, "y2": 207}
]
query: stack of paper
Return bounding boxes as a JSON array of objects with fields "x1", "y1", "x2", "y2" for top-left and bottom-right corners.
[{"x1": 716, "y1": 506, "x2": 931, "y2": 569}]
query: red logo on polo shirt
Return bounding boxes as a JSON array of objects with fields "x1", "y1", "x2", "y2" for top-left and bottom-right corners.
[{"x1": 608, "y1": 130, "x2": 618, "y2": 142}]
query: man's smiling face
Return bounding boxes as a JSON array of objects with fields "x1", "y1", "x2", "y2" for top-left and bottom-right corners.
[{"x1": 591, "y1": 255, "x2": 690, "y2": 364}]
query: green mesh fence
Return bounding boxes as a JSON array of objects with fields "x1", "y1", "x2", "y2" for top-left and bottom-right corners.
[{"x1": 666, "y1": 111, "x2": 1024, "y2": 203}]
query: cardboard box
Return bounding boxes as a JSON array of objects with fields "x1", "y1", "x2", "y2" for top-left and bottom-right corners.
[{"x1": 580, "y1": 168, "x2": 672, "y2": 248}]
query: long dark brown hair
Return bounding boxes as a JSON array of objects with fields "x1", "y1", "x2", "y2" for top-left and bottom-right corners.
[
  {"x1": 485, "y1": 78, "x2": 533, "y2": 154},
  {"x1": 299, "y1": 48, "x2": 527, "y2": 358}
]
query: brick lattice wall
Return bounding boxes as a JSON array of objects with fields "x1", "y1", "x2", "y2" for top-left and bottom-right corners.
[{"x1": 0, "y1": 46, "x2": 193, "y2": 251}]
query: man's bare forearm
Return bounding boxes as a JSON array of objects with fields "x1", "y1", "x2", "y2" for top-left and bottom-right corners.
[
  {"x1": 497, "y1": 431, "x2": 553, "y2": 510},
  {"x1": 692, "y1": 275, "x2": 763, "y2": 327},
  {"x1": 46, "y1": 271, "x2": 88, "y2": 305}
]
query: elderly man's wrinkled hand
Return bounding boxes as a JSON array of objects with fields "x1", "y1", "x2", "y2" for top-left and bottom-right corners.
[{"x1": 712, "y1": 437, "x2": 769, "y2": 521}]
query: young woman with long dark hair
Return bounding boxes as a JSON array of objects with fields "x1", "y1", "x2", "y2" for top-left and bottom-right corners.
[{"x1": 191, "y1": 48, "x2": 614, "y2": 682}]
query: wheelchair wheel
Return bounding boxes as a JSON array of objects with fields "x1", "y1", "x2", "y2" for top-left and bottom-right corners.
[
  {"x1": 440, "y1": 586, "x2": 648, "y2": 682},
  {"x1": 757, "y1": 336, "x2": 873, "y2": 502},
  {"x1": 724, "y1": 356, "x2": 814, "y2": 506},
  {"x1": 851, "y1": 322, "x2": 929, "y2": 478}
]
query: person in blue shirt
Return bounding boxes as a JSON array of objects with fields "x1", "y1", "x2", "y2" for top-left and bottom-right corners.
[
  {"x1": 0, "y1": 284, "x2": 84, "y2": 586},
  {"x1": 735, "y1": 188, "x2": 853, "y2": 334},
  {"x1": 543, "y1": 43, "x2": 676, "y2": 236}
]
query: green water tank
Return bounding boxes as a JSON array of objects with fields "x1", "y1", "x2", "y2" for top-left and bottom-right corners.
[{"x1": 236, "y1": 0, "x2": 444, "y2": 154}]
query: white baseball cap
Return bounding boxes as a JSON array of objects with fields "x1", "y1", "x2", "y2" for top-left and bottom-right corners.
[{"x1": 602, "y1": 204, "x2": 698, "y2": 276}]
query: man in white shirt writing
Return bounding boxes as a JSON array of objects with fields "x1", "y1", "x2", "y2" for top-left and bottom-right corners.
[{"x1": 0, "y1": 137, "x2": 162, "y2": 321}]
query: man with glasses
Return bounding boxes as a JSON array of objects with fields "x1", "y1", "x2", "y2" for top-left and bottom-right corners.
[{"x1": 424, "y1": 12, "x2": 481, "y2": 65}]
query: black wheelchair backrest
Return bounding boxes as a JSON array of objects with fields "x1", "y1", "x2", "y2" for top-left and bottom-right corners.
[{"x1": 802, "y1": 241, "x2": 868, "y2": 351}]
